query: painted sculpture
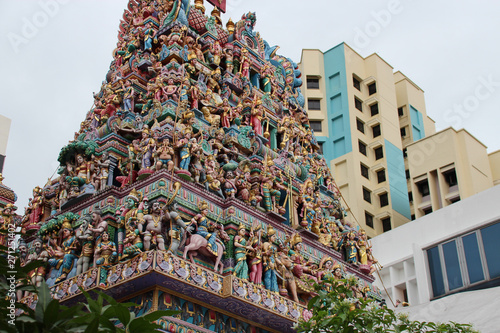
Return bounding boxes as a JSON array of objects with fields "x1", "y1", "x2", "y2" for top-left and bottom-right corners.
[{"x1": 18, "y1": 1, "x2": 382, "y2": 331}]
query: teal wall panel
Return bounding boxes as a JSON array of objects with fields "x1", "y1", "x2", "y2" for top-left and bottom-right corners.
[{"x1": 385, "y1": 140, "x2": 411, "y2": 219}]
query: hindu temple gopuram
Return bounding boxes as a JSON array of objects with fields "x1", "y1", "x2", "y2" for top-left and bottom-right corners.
[{"x1": 17, "y1": 0, "x2": 382, "y2": 331}]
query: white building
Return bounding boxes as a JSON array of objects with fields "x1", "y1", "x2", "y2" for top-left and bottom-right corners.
[{"x1": 371, "y1": 184, "x2": 500, "y2": 330}]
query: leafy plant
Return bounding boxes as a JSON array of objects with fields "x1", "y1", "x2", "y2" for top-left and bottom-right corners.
[{"x1": 295, "y1": 277, "x2": 478, "y2": 333}]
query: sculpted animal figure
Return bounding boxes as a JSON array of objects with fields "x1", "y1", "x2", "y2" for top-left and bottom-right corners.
[{"x1": 181, "y1": 202, "x2": 230, "y2": 274}]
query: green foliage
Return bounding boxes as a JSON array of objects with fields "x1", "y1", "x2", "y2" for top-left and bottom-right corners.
[
  {"x1": 0, "y1": 241, "x2": 177, "y2": 333},
  {"x1": 57, "y1": 140, "x2": 99, "y2": 165},
  {"x1": 295, "y1": 277, "x2": 478, "y2": 333}
]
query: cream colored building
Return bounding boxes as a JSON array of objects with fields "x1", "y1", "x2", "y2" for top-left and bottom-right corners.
[
  {"x1": 407, "y1": 127, "x2": 497, "y2": 219},
  {"x1": 0, "y1": 114, "x2": 11, "y2": 173},
  {"x1": 489, "y1": 150, "x2": 500, "y2": 186},
  {"x1": 299, "y1": 43, "x2": 435, "y2": 237}
]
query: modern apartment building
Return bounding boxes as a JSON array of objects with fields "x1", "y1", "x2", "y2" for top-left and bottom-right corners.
[
  {"x1": 407, "y1": 127, "x2": 500, "y2": 219},
  {"x1": 299, "y1": 43, "x2": 435, "y2": 237}
]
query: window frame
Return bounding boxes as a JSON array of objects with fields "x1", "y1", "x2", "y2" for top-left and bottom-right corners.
[
  {"x1": 377, "y1": 169, "x2": 386, "y2": 183},
  {"x1": 425, "y1": 223, "x2": 500, "y2": 299},
  {"x1": 359, "y1": 140, "x2": 367, "y2": 156},
  {"x1": 356, "y1": 118, "x2": 365, "y2": 133},
  {"x1": 363, "y1": 187, "x2": 372, "y2": 203},
  {"x1": 355, "y1": 97, "x2": 363, "y2": 112},
  {"x1": 368, "y1": 82, "x2": 377, "y2": 95},
  {"x1": 306, "y1": 77, "x2": 320, "y2": 89},
  {"x1": 375, "y1": 146, "x2": 384, "y2": 160},
  {"x1": 370, "y1": 103, "x2": 379, "y2": 116},
  {"x1": 353, "y1": 75, "x2": 361, "y2": 91},
  {"x1": 360, "y1": 163, "x2": 369, "y2": 179},
  {"x1": 307, "y1": 99, "x2": 321, "y2": 110},
  {"x1": 379, "y1": 192, "x2": 389, "y2": 207},
  {"x1": 309, "y1": 120, "x2": 322, "y2": 132},
  {"x1": 372, "y1": 124, "x2": 381, "y2": 138},
  {"x1": 365, "y1": 211, "x2": 374, "y2": 228}
]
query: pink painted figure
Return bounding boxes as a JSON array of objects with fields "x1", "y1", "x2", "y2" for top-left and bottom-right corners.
[{"x1": 250, "y1": 99, "x2": 264, "y2": 136}]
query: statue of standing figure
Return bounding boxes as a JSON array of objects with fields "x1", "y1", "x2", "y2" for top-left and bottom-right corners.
[
  {"x1": 76, "y1": 216, "x2": 94, "y2": 275},
  {"x1": 233, "y1": 223, "x2": 253, "y2": 279},
  {"x1": 140, "y1": 200, "x2": 170, "y2": 251}
]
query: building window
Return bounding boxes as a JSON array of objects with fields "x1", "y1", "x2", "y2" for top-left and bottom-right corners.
[
  {"x1": 354, "y1": 97, "x2": 363, "y2": 112},
  {"x1": 427, "y1": 222, "x2": 500, "y2": 298},
  {"x1": 318, "y1": 142, "x2": 324, "y2": 154},
  {"x1": 308, "y1": 99, "x2": 321, "y2": 110},
  {"x1": 363, "y1": 187, "x2": 371, "y2": 203},
  {"x1": 360, "y1": 164, "x2": 369, "y2": 179},
  {"x1": 400, "y1": 127, "x2": 407, "y2": 137},
  {"x1": 379, "y1": 193, "x2": 389, "y2": 207},
  {"x1": 411, "y1": 214, "x2": 415, "y2": 220},
  {"x1": 365, "y1": 211, "x2": 374, "y2": 228},
  {"x1": 368, "y1": 82, "x2": 377, "y2": 95},
  {"x1": 375, "y1": 146, "x2": 384, "y2": 160},
  {"x1": 356, "y1": 118, "x2": 365, "y2": 133},
  {"x1": 417, "y1": 179, "x2": 430, "y2": 196},
  {"x1": 359, "y1": 140, "x2": 367, "y2": 156},
  {"x1": 306, "y1": 77, "x2": 319, "y2": 89},
  {"x1": 309, "y1": 120, "x2": 322, "y2": 132},
  {"x1": 370, "y1": 103, "x2": 379, "y2": 116},
  {"x1": 377, "y1": 169, "x2": 386, "y2": 183},
  {"x1": 353, "y1": 75, "x2": 361, "y2": 91},
  {"x1": 405, "y1": 169, "x2": 410, "y2": 180},
  {"x1": 403, "y1": 148, "x2": 408, "y2": 158},
  {"x1": 423, "y1": 207, "x2": 433, "y2": 215},
  {"x1": 372, "y1": 124, "x2": 381, "y2": 138},
  {"x1": 444, "y1": 169, "x2": 458, "y2": 187},
  {"x1": 398, "y1": 107, "x2": 404, "y2": 117},
  {"x1": 408, "y1": 191, "x2": 413, "y2": 202},
  {"x1": 382, "y1": 217, "x2": 392, "y2": 232}
]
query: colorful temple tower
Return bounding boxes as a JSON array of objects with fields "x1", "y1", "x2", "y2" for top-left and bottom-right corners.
[{"x1": 19, "y1": 1, "x2": 381, "y2": 331}]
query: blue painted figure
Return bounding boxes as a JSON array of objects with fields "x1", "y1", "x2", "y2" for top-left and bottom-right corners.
[{"x1": 263, "y1": 226, "x2": 279, "y2": 292}]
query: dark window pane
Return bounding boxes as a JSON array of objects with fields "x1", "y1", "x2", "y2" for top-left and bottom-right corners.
[
  {"x1": 406, "y1": 170, "x2": 411, "y2": 180},
  {"x1": 357, "y1": 119, "x2": 364, "y2": 133},
  {"x1": 363, "y1": 188, "x2": 371, "y2": 203},
  {"x1": 372, "y1": 124, "x2": 381, "y2": 138},
  {"x1": 428, "y1": 246, "x2": 445, "y2": 297},
  {"x1": 308, "y1": 99, "x2": 321, "y2": 110},
  {"x1": 400, "y1": 127, "x2": 406, "y2": 137},
  {"x1": 368, "y1": 82, "x2": 377, "y2": 95},
  {"x1": 375, "y1": 147, "x2": 383, "y2": 160},
  {"x1": 309, "y1": 121, "x2": 322, "y2": 132},
  {"x1": 481, "y1": 223, "x2": 500, "y2": 278},
  {"x1": 408, "y1": 191, "x2": 413, "y2": 202},
  {"x1": 403, "y1": 148, "x2": 408, "y2": 158},
  {"x1": 398, "y1": 107, "x2": 404, "y2": 116},
  {"x1": 306, "y1": 77, "x2": 319, "y2": 89},
  {"x1": 365, "y1": 212, "x2": 373, "y2": 228},
  {"x1": 370, "y1": 103, "x2": 379, "y2": 116},
  {"x1": 353, "y1": 76, "x2": 361, "y2": 90},
  {"x1": 418, "y1": 180, "x2": 430, "y2": 196},
  {"x1": 443, "y1": 240, "x2": 463, "y2": 290},
  {"x1": 444, "y1": 169, "x2": 458, "y2": 187},
  {"x1": 359, "y1": 141, "x2": 367, "y2": 156},
  {"x1": 462, "y1": 233, "x2": 485, "y2": 284},
  {"x1": 382, "y1": 217, "x2": 391, "y2": 232},
  {"x1": 361, "y1": 164, "x2": 369, "y2": 179},
  {"x1": 379, "y1": 193, "x2": 388, "y2": 207},
  {"x1": 377, "y1": 170, "x2": 386, "y2": 183},
  {"x1": 355, "y1": 97, "x2": 363, "y2": 111}
]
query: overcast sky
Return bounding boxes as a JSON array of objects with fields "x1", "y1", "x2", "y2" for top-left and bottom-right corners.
[{"x1": 1, "y1": 0, "x2": 499, "y2": 210}]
